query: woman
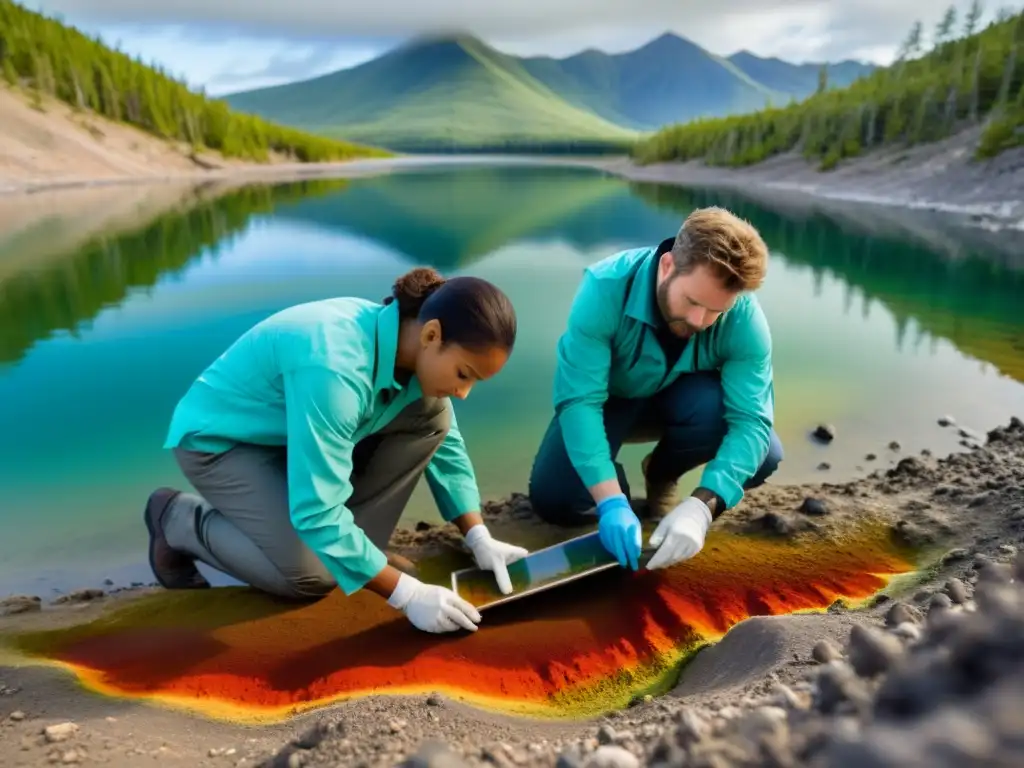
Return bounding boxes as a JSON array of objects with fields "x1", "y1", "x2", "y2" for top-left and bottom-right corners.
[{"x1": 144, "y1": 267, "x2": 527, "y2": 634}]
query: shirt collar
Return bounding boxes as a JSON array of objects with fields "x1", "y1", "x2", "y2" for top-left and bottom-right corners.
[{"x1": 624, "y1": 237, "x2": 675, "y2": 327}]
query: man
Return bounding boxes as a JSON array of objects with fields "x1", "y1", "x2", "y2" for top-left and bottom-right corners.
[{"x1": 528, "y1": 206, "x2": 783, "y2": 571}]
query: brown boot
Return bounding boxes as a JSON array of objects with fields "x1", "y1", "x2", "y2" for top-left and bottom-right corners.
[
  {"x1": 641, "y1": 453, "x2": 679, "y2": 519},
  {"x1": 144, "y1": 488, "x2": 210, "y2": 590}
]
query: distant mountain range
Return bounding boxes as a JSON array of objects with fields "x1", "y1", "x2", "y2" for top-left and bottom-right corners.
[{"x1": 223, "y1": 33, "x2": 875, "y2": 152}]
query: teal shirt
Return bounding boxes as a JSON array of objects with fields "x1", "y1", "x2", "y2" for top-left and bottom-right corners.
[
  {"x1": 164, "y1": 298, "x2": 481, "y2": 595},
  {"x1": 553, "y1": 245, "x2": 775, "y2": 510}
]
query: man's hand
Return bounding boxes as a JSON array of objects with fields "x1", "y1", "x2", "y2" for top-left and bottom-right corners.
[
  {"x1": 596, "y1": 493, "x2": 642, "y2": 570},
  {"x1": 646, "y1": 496, "x2": 712, "y2": 570},
  {"x1": 464, "y1": 524, "x2": 528, "y2": 595},
  {"x1": 387, "y1": 572, "x2": 483, "y2": 633}
]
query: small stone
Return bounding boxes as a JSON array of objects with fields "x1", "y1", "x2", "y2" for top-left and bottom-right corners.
[
  {"x1": 596, "y1": 725, "x2": 617, "y2": 745},
  {"x1": 10, "y1": 710, "x2": 25, "y2": 721},
  {"x1": 769, "y1": 683, "x2": 804, "y2": 710},
  {"x1": 389, "y1": 719, "x2": 406, "y2": 733},
  {"x1": 43, "y1": 723, "x2": 78, "y2": 743},
  {"x1": 941, "y1": 548, "x2": 970, "y2": 564},
  {"x1": 0, "y1": 595, "x2": 42, "y2": 616},
  {"x1": 929, "y1": 592, "x2": 953, "y2": 613},
  {"x1": 944, "y1": 578, "x2": 970, "y2": 604},
  {"x1": 891, "y1": 622, "x2": 921, "y2": 642},
  {"x1": 674, "y1": 708, "x2": 710, "y2": 745},
  {"x1": 998, "y1": 544, "x2": 1017, "y2": 556},
  {"x1": 425, "y1": 693, "x2": 443, "y2": 706},
  {"x1": 847, "y1": 624, "x2": 903, "y2": 678},
  {"x1": 60, "y1": 750, "x2": 81, "y2": 764},
  {"x1": 884, "y1": 602, "x2": 921, "y2": 627},
  {"x1": 812, "y1": 424, "x2": 835, "y2": 443},
  {"x1": 287, "y1": 754, "x2": 304, "y2": 768},
  {"x1": 814, "y1": 662, "x2": 869, "y2": 714},
  {"x1": 817, "y1": 462, "x2": 831, "y2": 471},
  {"x1": 938, "y1": 415, "x2": 955, "y2": 427},
  {"x1": 865, "y1": 453, "x2": 877, "y2": 461},
  {"x1": 52, "y1": 589, "x2": 104, "y2": 605},
  {"x1": 402, "y1": 740, "x2": 471, "y2": 768},
  {"x1": 798, "y1": 497, "x2": 828, "y2": 516},
  {"x1": 812, "y1": 639, "x2": 842, "y2": 664},
  {"x1": 977, "y1": 562, "x2": 1012, "y2": 584},
  {"x1": 888, "y1": 440, "x2": 901, "y2": 451},
  {"x1": 584, "y1": 745, "x2": 639, "y2": 768}
]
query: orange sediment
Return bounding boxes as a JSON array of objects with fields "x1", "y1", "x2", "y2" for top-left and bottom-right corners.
[{"x1": 8, "y1": 524, "x2": 919, "y2": 723}]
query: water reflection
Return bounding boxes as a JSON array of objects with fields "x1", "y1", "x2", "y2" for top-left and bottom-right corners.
[{"x1": 1, "y1": 164, "x2": 1022, "y2": 595}]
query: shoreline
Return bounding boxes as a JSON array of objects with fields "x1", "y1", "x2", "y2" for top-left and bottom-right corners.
[
  {"x1": 592, "y1": 123, "x2": 1024, "y2": 230},
  {"x1": 1, "y1": 416, "x2": 1023, "y2": 767}
]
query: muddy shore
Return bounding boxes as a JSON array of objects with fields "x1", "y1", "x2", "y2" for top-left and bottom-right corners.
[{"x1": 1, "y1": 415, "x2": 1022, "y2": 767}]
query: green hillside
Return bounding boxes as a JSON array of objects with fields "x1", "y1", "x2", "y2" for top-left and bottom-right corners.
[
  {"x1": 225, "y1": 35, "x2": 641, "y2": 153},
  {"x1": 224, "y1": 33, "x2": 872, "y2": 152},
  {"x1": 0, "y1": 0, "x2": 388, "y2": 163},
  {"x1": 632, "y1": 4, "x2": 1024, "y2": 168},
  {"x1": 726, "y1": 51, "x2": 874, "y2": 99}
]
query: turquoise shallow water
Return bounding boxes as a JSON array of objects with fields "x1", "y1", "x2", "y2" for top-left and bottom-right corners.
[{"x1": 2, "y1": 163, "x2": 1023, "y2": 596}]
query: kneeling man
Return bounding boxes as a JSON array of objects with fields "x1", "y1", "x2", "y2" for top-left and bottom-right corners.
[{"x1": 528, "y1": 206, "x2": 784, "y2": 571}]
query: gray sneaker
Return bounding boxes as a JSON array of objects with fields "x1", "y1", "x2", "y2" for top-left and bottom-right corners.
[{"x1": 144, "y1": 488, "x2": 210, "y2": 590}]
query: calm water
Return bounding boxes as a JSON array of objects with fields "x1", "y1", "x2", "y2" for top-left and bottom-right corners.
[{"x1": 2, "y1": 164, "x2": 1024, "y2": 596}]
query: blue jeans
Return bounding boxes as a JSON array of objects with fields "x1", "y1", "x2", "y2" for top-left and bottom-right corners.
[{"x1": 527, "y1": 371, "x2": 784, "y2": 526}]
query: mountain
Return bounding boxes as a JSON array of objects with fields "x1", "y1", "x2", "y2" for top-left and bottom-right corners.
[
  {"x1": 224, "y1": 35, "x2": 640, "y2": 153},
  {"x1": 223, "y1": 32, "x2": 874, "y2": 152},
  {"x1": 726, "y1": 51, "x2": 874, "y2": 100},
  {"x1": 632, "y1": 9, "x2": 1024, "y2": 169},
  {"x1": 517, "y1": 33, "x2": 785, "y2": 130}
]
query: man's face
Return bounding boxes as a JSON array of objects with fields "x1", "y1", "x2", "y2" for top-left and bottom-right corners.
[{"x1": 655, "y1": 251, "x2": 740, "y2": 338}]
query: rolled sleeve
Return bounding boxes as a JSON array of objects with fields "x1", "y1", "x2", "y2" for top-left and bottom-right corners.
[
  {"x1": 552, "y1": 272, "x2": 619, "y2": 488},
  {"x1": 424, "y1": 402, "x2": 482, "y2": 522},
  {"x1": 698, "y1": 301, "x2": 774, "y2": 509},
  {"x1": 283, "y1": 366, "x2": 388, "y2": 595}
]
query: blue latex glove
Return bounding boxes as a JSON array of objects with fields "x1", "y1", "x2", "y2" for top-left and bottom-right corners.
[{"x1": 596, "y1": 493, "x2": 642, "y2": 571}]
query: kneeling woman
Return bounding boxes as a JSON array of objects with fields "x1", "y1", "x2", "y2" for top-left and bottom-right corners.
[{"x1": 145, "y1": 268, "x2": 527, "y2": 634}]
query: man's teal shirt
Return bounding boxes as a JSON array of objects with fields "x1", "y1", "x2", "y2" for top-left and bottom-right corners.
[
  {"x1": 552, "y1": 245, "x2": 775, "y2": 510},
  {"x1": 164, "y1": 298, "x2": 481, "y2": 595}
]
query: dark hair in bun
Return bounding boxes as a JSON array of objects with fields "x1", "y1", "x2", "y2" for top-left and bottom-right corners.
[{"x1": 384, "y1": 267, "x2": 516, "y2": 352}]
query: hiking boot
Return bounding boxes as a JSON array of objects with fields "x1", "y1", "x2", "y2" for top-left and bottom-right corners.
[
  {"x1": 144, "y1": 487, "x2": 210, "y2": 590},
  {"x1": 641, "y1": 453, "x2": 679, "y2": 519}
]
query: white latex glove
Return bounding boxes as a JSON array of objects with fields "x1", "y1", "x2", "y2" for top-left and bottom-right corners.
[
  {"x1": 646, "y1": 496, "x2": 712, "y2": 570},
  {"x1": 387, "y1": 572, "x2": 482, "y2": 633},
  {"x1": 464, "y1": 524, "x2": 529, "y2": 595}
]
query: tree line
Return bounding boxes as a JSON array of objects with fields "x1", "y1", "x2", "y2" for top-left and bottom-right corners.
[
  {"x1": 0, "y1": 1, "x2": 388, "y2": 163},
  {"x1": 631, "y1": 3, "x2": 1024, "y2": 169}
]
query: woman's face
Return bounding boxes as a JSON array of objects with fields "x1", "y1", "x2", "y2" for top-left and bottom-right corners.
[{"x1": 415, "y1": 321, "x2": 509, "y2": 400}]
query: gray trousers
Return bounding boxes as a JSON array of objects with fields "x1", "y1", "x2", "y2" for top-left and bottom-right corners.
[{"x1": 163, "y1": 397, "x2": 450, "y2": 600}]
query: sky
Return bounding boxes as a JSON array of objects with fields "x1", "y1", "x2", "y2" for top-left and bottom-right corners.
[{"x1": 23, "y1": 0, "x2": 1022, "y2": 96}]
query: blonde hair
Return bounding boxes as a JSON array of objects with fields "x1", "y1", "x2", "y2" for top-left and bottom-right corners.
[{"x1": 670, "y1": 206, "x2": 768, "y2": 292}]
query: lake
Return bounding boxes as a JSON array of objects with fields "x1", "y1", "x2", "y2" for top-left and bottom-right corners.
[{"x1": 2, "y1": 162, "x2": 1024, "y2": 596}]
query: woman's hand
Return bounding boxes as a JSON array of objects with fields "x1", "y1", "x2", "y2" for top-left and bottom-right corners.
[
  {"x1": 387, "y1": 572, "x2": 482, "y2": 633},
  {"x1": 464, "y1": 524, "x2": 528, "y2": 595}
]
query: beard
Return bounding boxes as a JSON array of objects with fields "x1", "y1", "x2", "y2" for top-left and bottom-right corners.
[{"x1": 656, "y1": 279, "x2": 697, "y2": 337}]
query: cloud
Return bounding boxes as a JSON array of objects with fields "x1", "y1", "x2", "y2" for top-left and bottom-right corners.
[
  {"x1": 30, "y1": 0, "x2": 993, "y2": 62},
  {"x1": 25, "y1": 0, "x2": 1021, "y2": 95}
]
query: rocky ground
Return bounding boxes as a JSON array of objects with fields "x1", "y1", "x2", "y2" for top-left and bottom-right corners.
[
  {"x1": 1, "y1": 416, "x2": 1023, "y2": 767},
  {"x1": 598, "y1": 125, "x2": 1024, "y2": 229}
]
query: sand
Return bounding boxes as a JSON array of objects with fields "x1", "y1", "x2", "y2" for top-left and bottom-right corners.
[{"x1": 1, "y1": 416, "x2": 1022, "y2": 767}]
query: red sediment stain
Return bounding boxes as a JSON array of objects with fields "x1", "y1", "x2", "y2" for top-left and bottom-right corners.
[{"x1": 11, "y1": 524, "x2": 917, "y2": 722}]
